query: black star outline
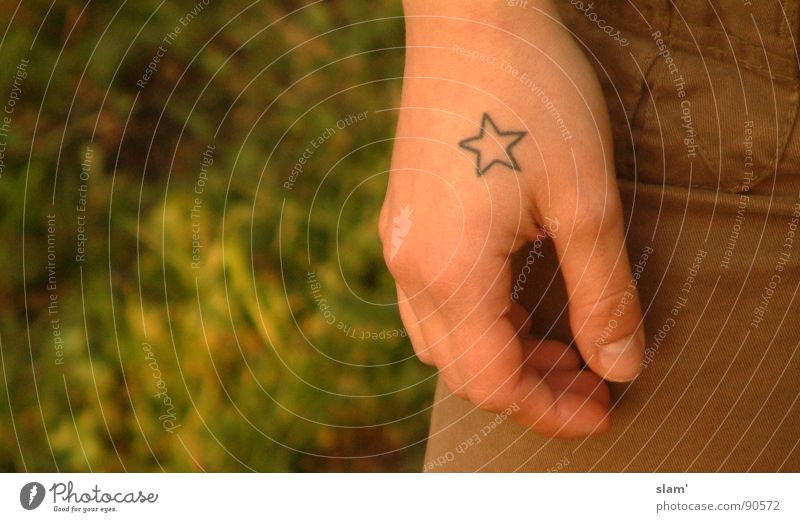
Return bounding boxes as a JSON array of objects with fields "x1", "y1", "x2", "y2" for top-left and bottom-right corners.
[{"x1": 458, "y1": 113, "x2": 527, "y2": 177}]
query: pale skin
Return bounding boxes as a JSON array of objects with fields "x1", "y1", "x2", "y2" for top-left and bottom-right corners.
[{"x1": 379, "y1": 0, "x2": 646, "y2": 438}]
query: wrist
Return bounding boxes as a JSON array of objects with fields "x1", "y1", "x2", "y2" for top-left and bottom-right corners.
[
  {"x1": 402, "y1": 0, "x2": 567, "y2": 56},
  {"x1": 402, "y1": 0, "x2": 558, "y2": 28}
]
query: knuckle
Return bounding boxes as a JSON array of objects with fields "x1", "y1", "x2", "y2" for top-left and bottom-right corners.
[
  {"x1": 379, "y1": 206, "x2": 426, "y2": 284},
  {"x1": 378, "y1": 203, "x2": 389, "y2": 232},
  {"x1": 568, "y1": 189, "x2": 624, "y2": 236},
  {"x1": 530, "y1": 410, "x2": 561, "y2": 436},
  {"x1": 441, "y1": 374, "x2": 468, "y2": 400},
  {"x1": 574, "y1": 285, "x2": 636, "y2": 344},
  {"x1": 587, "y1": 286, "x2": 628, "y2": 322},
  {"x1": 378, "y1": 204, "x2": 393, "y2": 245},
  {"x1": 382, "y1": 237, "x2": 412, "y2": 280},
  {"x1": 413, "y1": 346, "x2": 435, "y2": 365},
  {"x1": 471, "y1": 392, "x2": 509, "y2": 414},
  {"x1": 465, "y1": 377, "x2": 512, "y2": 413},
  {"x1": 423, "y1": 268, "x2": 460, "y2": 300}
]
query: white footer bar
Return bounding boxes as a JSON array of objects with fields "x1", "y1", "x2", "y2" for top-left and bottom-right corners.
[{"x1": 1, "y1": 473, "x2": 797, "y2": 521}]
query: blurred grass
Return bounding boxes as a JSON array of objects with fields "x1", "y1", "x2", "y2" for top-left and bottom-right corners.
[{"x1": 0, "y1": 0, "x2": 436, "y2": 471}]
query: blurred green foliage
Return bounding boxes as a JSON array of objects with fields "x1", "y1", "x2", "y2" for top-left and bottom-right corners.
[{"x1": 0, "y1": 0, "x2": 436, "y2": 471}]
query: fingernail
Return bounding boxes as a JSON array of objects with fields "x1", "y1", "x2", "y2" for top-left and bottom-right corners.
[{"x1": 596, "y1": 329, "x2": 644, "y2": 383}]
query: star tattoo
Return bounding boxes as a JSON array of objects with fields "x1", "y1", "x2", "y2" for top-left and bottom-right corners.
[{"x1": 458, "y1": 113, "x2": 527, "y2": 177}]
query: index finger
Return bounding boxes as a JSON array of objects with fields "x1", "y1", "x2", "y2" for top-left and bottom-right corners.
[
  {"x1": 435, "y1": 261, "x2": 611, "y2": 437},
  {"x1": 549, "y1": 177, "x2": 646, "y2": 382}
]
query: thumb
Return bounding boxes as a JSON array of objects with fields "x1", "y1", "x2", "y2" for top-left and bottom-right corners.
[{"x1": 547, "y1": 185, "x2": 645, "y2": 382}]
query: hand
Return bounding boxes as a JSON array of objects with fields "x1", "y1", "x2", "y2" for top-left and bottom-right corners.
[{"x1": 379, "y1": 0, "x2": 645, "y2": 437}]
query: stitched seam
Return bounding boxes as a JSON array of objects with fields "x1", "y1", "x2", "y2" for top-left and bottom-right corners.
[
  {"x1": 755, "y1": 87, "x2": 800, "y2": 192},
  {"x1": 787, "y1": 0, "x2": 800, "y2": 79},
  {"x1": 623, "y1": 51, "x2": 662, "y2": 190},
  {"x1": 618, "y1": 174, "x2": 749, "y2": 193},
  {"x1": 665, "y1": 36, "x2": 797, "y2": 82},
  {"x1": 620, "y1": 177, "x2": 799, "y2": 199},
  {"x1": 642, "y1": 21, "x2": 720, "y2": 189},
  {"x1": 780, "y1": 0, "x2": 798, "y2": 39},
  {"x1": 614, "y1": 28, "x2": 797, "y2": 81},
  {"x1": 622, "y1": 26, "x2": 795, "y2": 57}
]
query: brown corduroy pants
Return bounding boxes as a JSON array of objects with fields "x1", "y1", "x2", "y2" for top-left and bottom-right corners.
[{"x1": 423, "y1": 1, "x2": 800, "y2": 472}]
